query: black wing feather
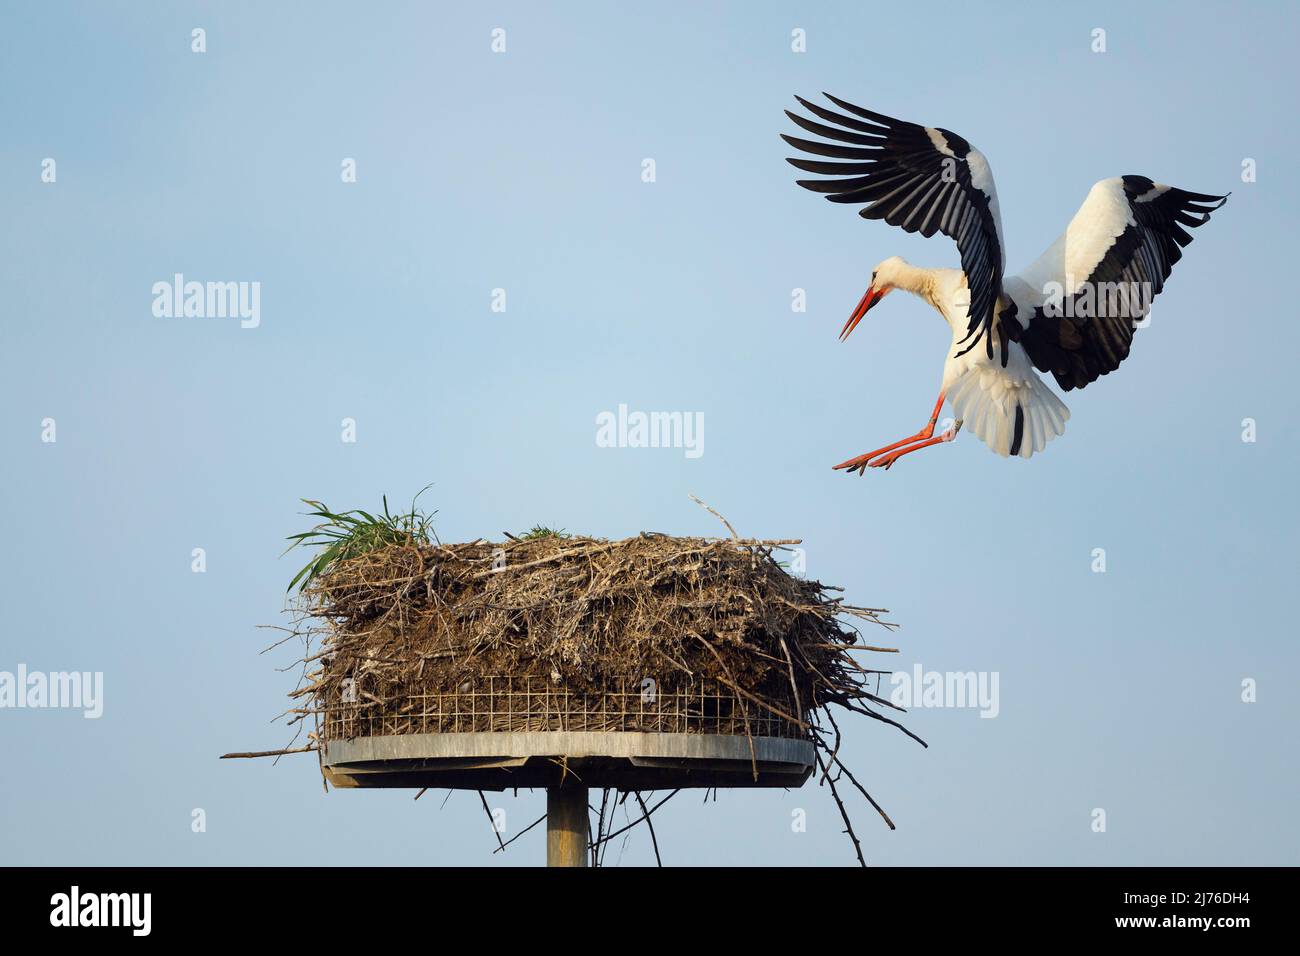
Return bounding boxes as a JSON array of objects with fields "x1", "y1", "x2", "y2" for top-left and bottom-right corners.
[
  {"x1": 1012, "y1": 177, "x2": 1228, "y2": 391},
  {"x1": 783, "y1": 93, "x2": 1008, "y2": 363}
]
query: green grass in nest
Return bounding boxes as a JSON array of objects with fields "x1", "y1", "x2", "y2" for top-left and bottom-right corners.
[
  {"x1": 285, "y1": 485, "x2": 437, "y2": 593},
  {"x1": 518, "y1": 525, "x2": 571, "y2": 540}
]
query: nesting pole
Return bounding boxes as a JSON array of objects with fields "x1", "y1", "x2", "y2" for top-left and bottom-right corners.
[{"x1": 546, "y1": 785, "x2": 589, "y2": 867}]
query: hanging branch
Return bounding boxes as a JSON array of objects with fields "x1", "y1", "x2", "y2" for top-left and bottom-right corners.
[
  {"x1": 478, "y1": 791, "x2": 506, "y2": 852},
  {"x1": 632, "y1": 791, "x2": 663, "y2": 866},
  {"x1": 493, "y1": 813, "x2": 547, "y2": 854},
  {"x1": 814, "y1": 747, "x2": 866, "y2": 868},
  {"x1": 590, "y1": 789, "x2": 681, "y2": 848},
  {"x1": 600, "y1": 790, "x2": 616, "y2": 868},
  {"x1": 822, "y1": 710, "x2": 896, "y2": 829}
]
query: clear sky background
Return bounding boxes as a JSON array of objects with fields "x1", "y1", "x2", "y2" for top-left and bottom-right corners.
[{"x1": 2, "y1": 0, "x2": 1296, "y2": 866}]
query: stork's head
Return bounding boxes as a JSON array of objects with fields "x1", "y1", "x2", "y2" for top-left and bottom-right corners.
[{"x1": 840, "y1": 255, "x2": 906, "y2": 340}]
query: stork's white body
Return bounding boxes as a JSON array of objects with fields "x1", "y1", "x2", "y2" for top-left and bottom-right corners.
[{"x1": 883, "y1": 261, "x2": 1070, "y2": 459}]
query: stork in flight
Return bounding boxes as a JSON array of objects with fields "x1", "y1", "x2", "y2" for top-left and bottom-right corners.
[{"x1": 783, "y1": 93, "x2": 1227, "y2": 473}]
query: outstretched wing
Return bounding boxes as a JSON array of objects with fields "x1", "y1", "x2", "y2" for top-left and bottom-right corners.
[
  {"x1": 783, "y1": 93, "x2": 1008, "y2": 362},
  {"x1": 1008, "y1": 176, "x2": 1228, "y2": 391}
]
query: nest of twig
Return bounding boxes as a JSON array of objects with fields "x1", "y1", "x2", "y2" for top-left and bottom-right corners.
[{"x1": 266, "y1": 524, "x2": 922, "y2": 865}]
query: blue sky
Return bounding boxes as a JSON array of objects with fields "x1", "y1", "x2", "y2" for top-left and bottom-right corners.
[{"x1": 1, "y1": 0, "x2": 1296, "y2": 865}]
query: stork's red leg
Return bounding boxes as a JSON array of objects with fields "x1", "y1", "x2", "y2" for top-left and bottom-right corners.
[
  {"x1": 866, "y1": 423, "x2": 960, "y2": 471},
  {"x1": 833, "y1": 392, "x2": 946, "y2": 476}
]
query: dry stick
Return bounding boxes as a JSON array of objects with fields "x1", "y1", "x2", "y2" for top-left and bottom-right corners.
[
  {"x1": 633, "y1": 791, "x2": 663, "y2": 867},
  {"x1": 834, "y1": 656, "x2": 896, "y2": 677},
  {"x1": 599, "y1": 788, "x2": 619, "y2": 868},
  {"x1": 777, "y1": 636, "x2": 804, "y2": 731},
  {"x1": 709, "y1": 666, "x2": 809, "y2": 730},
  {"x1": 594, "y1": 788, "x2": 611, "y2": 867},
  {"x1": 838, "y1": 699, "x2": 929, "y2": 748},
  {"x1": 688, "y1": 633, "x2": 757, "y2": 778},
  {"x1": 802, "y1": 646, "x2": 898, "y2": 821},
  {"x1": 808, "y1": 642, "x2": 899, "y2": 653},
  {"x1": 477, "y1": 791, "x2": 506, "y2": 852},
  {"x1": 856, "y1": 692, "x2": 910, "y2": 714},
  {"x1": 274, "y1": 647, "x2": 315, "y2": 766},
  {"x1": 611, "y1": 806, "x2": 636, "y2": 866},
  {"x1": 268, "y1": 706, "x2": 310, "y2": 722},
  {"x1": 493, "y1": 813, "x2": 547, "y2": 853},
  {"x1": 795, "y1": 641, "x2": 840, "y2": 697},
  {"x1": 546, "y1": 755, "x2": 583, "y2": 785},
  {"x1": 652, "y1": 646, "x2": 695, "y2": 677},
  {"x1": 256, "y1": 625, "x2": 305, "y2": 654},
  {"x1": 316, "y1": 570, "x2": 428, "y2": 588},
  {"x1": 600, "y1": 794, "x2": 612, "y2": 867},
  {"x1": 837, "y1": 660, "x2": 899, "y2": 676},
  {"x1": 591, "y1": 789, "x2": 680, "y2": 847},
  {"x1": 470, "y1": 542, "x2": 620, "y2": 579},
  {"x1": 219, "y1": 746, "x2": 317, "y2": 759},
  {"x1": 814, "y1": 747, "x2": 866, "y2": 868},
  {"x1": 832, "y1": 759, "x2": 899, "y2": 830},
  {"x1": 688, "y1": 494, "x2": 740, "y2": 540},
  {"x1": 272, "y1": 721, "x2": 306, "y2": 767},
  {"x1": 821, "y1": 717, "x2": 897, "y2": 831},
  {"x1": 818, "y1": 718, "x2": 844, "y2": 788}
]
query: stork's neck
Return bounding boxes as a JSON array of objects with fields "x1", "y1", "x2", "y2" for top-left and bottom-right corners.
[{"x1": 887, "y1": 263, "x2": 944, "y2": 306}]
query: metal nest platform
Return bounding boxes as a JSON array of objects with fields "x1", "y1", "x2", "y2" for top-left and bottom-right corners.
[
  {"x1": 323, "y1": 730, "x2": 815, "y2": 790},
  {"x1": 316, "y1": 675, "x2": 817, "y2": 865},
  {"x1": 319, "y1": 676, "x2": 815, "y2": 791}
]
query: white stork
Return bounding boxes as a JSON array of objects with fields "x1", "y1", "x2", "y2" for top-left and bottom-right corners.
[{"x1": 784, "y1": 93, "x2": 1228, "y2": 473}]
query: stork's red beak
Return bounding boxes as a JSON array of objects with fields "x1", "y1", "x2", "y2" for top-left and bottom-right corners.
[{"x1": 840, "y1": 286, "x2": 887, "y2": 341}]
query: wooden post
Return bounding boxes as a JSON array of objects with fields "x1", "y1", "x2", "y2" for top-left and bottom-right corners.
[{"x1": 546, "y1": 785, "x2": 588, "y2": 867}]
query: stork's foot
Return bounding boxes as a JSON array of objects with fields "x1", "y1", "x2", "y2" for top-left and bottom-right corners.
[
  {"x1": 832, "y1": 450, "x2": 883, "y2": 476},
  {"x1": 866, "y1": 450, "x2": 907, "y2": 471},
  {"x1": 835, "y1": 423, "x2": 963, "y2": 475},
  {"x1": 872, "y1": 426, "x2": 962, "y2": 471},
  {"x1": 833, "y1": 440, "x2": 926, "y2": 475},
  {"x1": 831, "y1": 448, "x2": 908, "y2": 474},
  {"x1": 832, "y1": 439, "x2": 925, "y2": 473},
  {"x1": 832, "y1": 391, "x2": 949, "y2": 477}
]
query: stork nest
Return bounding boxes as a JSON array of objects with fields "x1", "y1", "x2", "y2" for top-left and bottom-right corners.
[
  {"x1": 271, "y1": 528, "x2": 922, "y2": 865},
  {"x1": 294, "y1": 532, "x2": 898, "y2": 731}
]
